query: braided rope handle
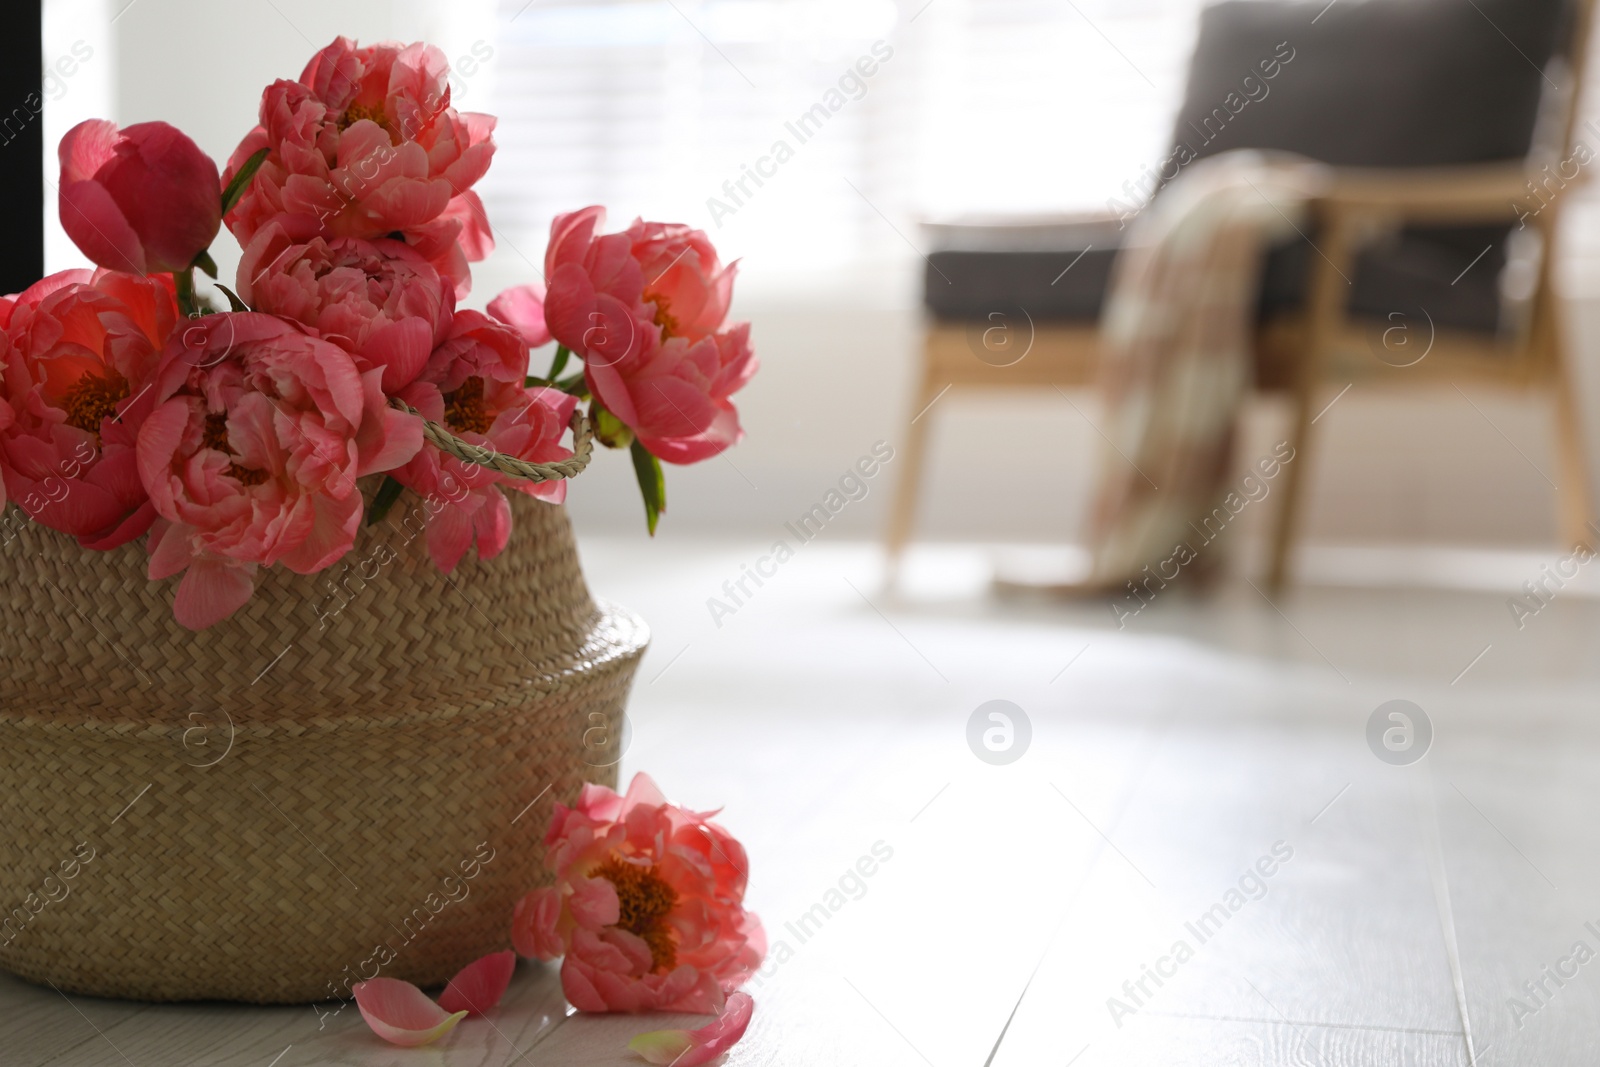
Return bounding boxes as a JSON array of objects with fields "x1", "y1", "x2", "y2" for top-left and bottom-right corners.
[{"x1": 389, "y1": 398, "x2": 595, "y2": 484}]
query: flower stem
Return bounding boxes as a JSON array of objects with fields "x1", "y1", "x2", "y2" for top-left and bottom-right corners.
[
  {"x1": 547, "y1": 344, "x2": 571, "y2": 381},
  {"x1": 554, "y1": 369, "x2": 590, "y2": 399},
  {"x1": 172, "y1": 269, "x2": 197, "y2": 317}
]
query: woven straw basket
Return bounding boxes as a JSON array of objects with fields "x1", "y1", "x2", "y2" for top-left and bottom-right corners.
[{"x1": 0, "y1": 489, "x2": 647, "y2": 1003}]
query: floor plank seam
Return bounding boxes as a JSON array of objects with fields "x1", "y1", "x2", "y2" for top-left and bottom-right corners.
[
  {"x1": 521, "y1": 1006, "x2": 575, "y2": 1054},
  {"x1": 31, "y1": 1001, "x2": 155, "y2": 1067},
  {"x1": 1141, "y1": 1008, "x2": 1465, "y2": 1038},
  {"x1": 1414, "y1": 763, "x2": 1480, "y2": 1066},
  {"x1": 981, "y1": 708, "x2": 1180, "y2": 1063},
  {"x1": 31, "y1": 1031, "x2": 107, "y2": 1067}
]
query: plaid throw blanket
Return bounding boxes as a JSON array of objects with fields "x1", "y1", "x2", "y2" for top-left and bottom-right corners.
[{"x1": 1085, "y1": 151, "x2": 1330, "y2": 589}]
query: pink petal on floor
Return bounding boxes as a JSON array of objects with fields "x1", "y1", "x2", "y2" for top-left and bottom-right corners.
[
  {"x1": 438, "y1": 949, "x2": 516, "y2": 1015},
  {"x1": 352, "y1": 977, "x2": 469, "y2": 1047},
  {"x1": 627, "y1": 992, "x2": 754, "y2": 1066}
]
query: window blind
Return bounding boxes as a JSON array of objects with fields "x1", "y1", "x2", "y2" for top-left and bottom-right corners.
[{"x1": 479, "y1": 0, "x2": 1210, "y2": 283}]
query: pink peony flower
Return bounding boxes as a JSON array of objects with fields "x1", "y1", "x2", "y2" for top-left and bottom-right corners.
[
  {"x1": 597, "y1": 323, "x2": 755, "y2": 466},
  {"x1": 223, "y1": 37, "x2": 496, "y2": 297},
  {"x1": 0, "y1": 398, "x2": 12, "y2": 510},
  {"x1": 511, "y1": 773, "x2": 765, "y2": 1015},
  {"x1": 542, "y1": 207, "x2": 755, "y2": 464},
  {"x1": 486, "y1": 282, "x2": 551, "y2": 350},
  {"x1": 236, "y1": 218, "x2": 453, "y2": 391},
  {"x1": 136, "y1": 312, "x2": 421, "y2": 629},
  {"x1": 58, "y1": 120, "x2": 222, "y2": 275},
  {"x1": 0, "y1": 269, "x2": 177, "y2": 548},
  {"x1": 392, "y1": 310, "x2": 576, "y2": 573},
  {"x1": 624, "y1": 218, "x2": 736, "y2": 343}
]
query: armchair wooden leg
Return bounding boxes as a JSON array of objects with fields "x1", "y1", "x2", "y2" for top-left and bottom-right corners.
[
  {"x1": 1521, "y1": 218, "x2": 1595, "y2": 552},
  {"x1": 1548, "y1": 315, "x2": 1595, "y2": 552},
  {"x1": 1547, "y1": 0, "x2": 1599, "y2": 553},
  {"x1": 884, "y1": 373, "x2": 942, "y2": 584},
  {"x1": 1267, "y1": 373, "x2": 1317, "y2": 592},
  {"x1": 1267, "y1": 206, "x2": 1352, "y2": 593}
]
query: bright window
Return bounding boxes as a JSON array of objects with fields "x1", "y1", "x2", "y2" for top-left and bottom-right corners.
[{"x1": 480, "y1": 0, "x2": 1210, "y2": 284}]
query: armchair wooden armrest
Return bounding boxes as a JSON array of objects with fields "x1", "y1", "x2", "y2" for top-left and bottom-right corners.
[{"x1": 1315, "y1": 162, "x2": 1547, "y2": 225}]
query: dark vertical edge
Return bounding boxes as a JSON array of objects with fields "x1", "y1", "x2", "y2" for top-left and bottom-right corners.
[{"x1": 0, "y1": 3, "x2": 45, "y2": 293}]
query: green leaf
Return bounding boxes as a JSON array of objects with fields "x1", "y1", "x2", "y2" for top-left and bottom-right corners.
[
  {"x1": 629, "y1": 439, "x2": 665, "y2": 537},
  {"x1": 214, "y1": 283, "x2": 249, "y2": 313},
  {"x1": 554, "y1": 370, "x2": 590, "y2": 399},
  {"x1": 220, "y1": 147, "x2": 270, "y2": 217},
  {"x1": 547, "y1": 344, "x2": 571, "y2": 381},
  {"x1": 192, "y1": 249, "x2": 218, "y2": 279},
  {"x1": 591, "y1": 402, "x2": 634, "y2": 450},
  {"x1": 367, "y1": 476, "x2": 406, "y2": 526}
]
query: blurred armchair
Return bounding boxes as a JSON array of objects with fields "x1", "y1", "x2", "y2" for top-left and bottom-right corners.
[{"x1": 887, "y1": 0, "x2": 1594, "y2": 588}]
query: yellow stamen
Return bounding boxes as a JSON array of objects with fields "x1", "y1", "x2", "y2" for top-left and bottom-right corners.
[
  {"x1": 340, "y1": 101, "x2": 388, "y2": 130},
  {"x1": 443, "y1": 376, "x2": 494, "y2": 436},
  {"x1": 61, "y1": 372, "x2": 129, "y2": 440},
  {"x1": 651, "y1": 296, "x2": 679, "y2": 337},
  {"x1": 592, "y1": 855, "x2": 679, "y2": 973}
]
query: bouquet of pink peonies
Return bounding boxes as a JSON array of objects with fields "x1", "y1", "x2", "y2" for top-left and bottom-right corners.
[{"x1": 3, "y1": 36, "x2": 755, "y2": 631}]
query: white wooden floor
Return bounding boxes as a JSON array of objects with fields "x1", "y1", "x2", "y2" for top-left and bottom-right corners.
[{"x1": 10, "y1": 539, "x2": 1600, "y2": 1066}]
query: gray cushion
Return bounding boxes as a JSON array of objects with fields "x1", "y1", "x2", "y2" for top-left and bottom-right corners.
[
  {"x1": 925, "y1": 227, "x2": 1503, "y2": 332},
  {"x1": 925, "y1": 247, "x2": 1120, "y2": 322}
]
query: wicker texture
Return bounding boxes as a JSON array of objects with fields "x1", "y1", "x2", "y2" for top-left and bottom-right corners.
[{"x1": 0, "y1": 490, "x2": 647, "y2": 1003}]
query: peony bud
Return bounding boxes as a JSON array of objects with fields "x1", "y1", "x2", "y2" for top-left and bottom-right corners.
[{"x1": 58, "y1": 119, "x2": 222, "y2": 275}]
